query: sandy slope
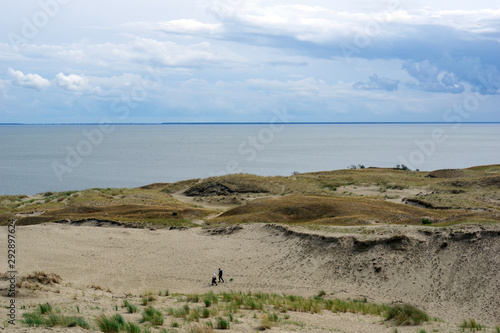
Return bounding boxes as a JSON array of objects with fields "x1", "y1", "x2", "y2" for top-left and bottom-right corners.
[{"x1": 1, "y1": 222, "x2": 499, "y2": 331}]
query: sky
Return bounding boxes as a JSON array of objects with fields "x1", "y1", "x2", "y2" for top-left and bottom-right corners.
[{"x1": 0, "y1": 0, "x2": 499, "y2": 123}]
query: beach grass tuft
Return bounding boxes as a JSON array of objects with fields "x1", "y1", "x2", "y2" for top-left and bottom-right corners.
[
  {"x1": 141, "y1": 305, "x2": 164, "y2": 325},
  {"x1": 21, "y1": 305, "x2": 89, "y2": 329},
  {"x1": 459, "y1": 318, "x2": 485, "y2": 331},
  {"x1": 125, "y1": 322, "x2": 142, "y2": 333},
  {"x1": 123, "y1": 300, "x2": 138, "y2": 313},
  {"x1": 215, "y1": 317, "x2": 230, "y2": 329},
  {"x1": 96, "y1": 314, "x2": 126, "y2": 333},
  {"x1": 384, "y1": 304, "x2": 430, "y2": 325}
]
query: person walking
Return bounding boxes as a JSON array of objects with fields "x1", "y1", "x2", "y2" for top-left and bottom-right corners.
[
  {"x1": 211, "y1": 272, "x2": 218, "y2": 286},
  {"x1": 218, "y1": 267, "x2": 224, "y2": 283}
]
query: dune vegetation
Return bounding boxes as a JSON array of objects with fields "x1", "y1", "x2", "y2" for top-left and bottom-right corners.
[{"x1": 1, "y1": 164, "x2": 499, "y2": 227}]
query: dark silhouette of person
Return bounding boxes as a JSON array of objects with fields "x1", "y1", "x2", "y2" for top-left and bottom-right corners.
[
  {"x1": 211, "y1": 272, "x2": 217, "y2": 286},
  {"x1": 218, "y1": 268, "x2": 224, "y2": 283}
]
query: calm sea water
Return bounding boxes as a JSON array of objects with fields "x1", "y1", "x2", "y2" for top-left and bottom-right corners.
[{"x1": 0, "y1": 124, "x2": 499, "y2": 195}]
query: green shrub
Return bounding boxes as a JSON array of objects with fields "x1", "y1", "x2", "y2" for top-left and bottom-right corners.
[{"x1": 421, "y1": 218, "x2": 432, "y2": 225}]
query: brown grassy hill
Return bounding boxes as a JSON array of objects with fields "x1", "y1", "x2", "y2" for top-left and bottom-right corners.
[
  {"x1": 212, "y1": 193, "x2": 452, "y2": 225},
  {"x1": 0, "y1": 187, "x2": 214, "y2": 227},
  {"x1": 1, "y1": 165, "x2": 499, "y2": 227}
]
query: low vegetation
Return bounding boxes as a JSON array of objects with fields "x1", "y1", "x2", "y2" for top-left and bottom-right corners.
[
  {"x1": 21, "y1": 304, "x2": 89, "y2": 329},
  {"x1": 459, "y1": 318, "x2": 485, "y2": 332},
  {"x1": 18, "y1": 291, "x2": 434, "y2": 332},
  {"x1": 2, "y1": 164, "x2": 499, "y2": 227}
]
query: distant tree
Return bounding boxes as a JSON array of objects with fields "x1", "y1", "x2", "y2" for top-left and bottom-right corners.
[{"x1": 395, "y1": 164, "x2": 410, "y2": 171}]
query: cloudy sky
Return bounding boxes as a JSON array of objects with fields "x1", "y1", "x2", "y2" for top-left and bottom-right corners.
[{"x1": 1, "y1": 0, "x2": 499, "y2": 123}]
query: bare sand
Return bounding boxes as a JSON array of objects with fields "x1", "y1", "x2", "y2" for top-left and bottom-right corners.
[{"x1": 1, "y1": 222, "x2": 499, "y2": 332}]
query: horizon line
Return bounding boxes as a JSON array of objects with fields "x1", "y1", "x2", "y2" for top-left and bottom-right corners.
[{"x1": 1, "y1": 121, "x2": 500, "y2": 125}]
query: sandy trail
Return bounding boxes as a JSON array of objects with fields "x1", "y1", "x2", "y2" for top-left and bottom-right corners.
[{"x1": 1, "y1": 222, "x2": 499, "y2": 327}]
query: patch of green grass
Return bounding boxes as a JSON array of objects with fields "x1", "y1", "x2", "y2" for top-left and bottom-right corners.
[
  {"x1": 141, "y1": 305, "x2": 164, "y2": 326},
  {"x1": 21, "y1": 306, "x2": 89, "y2": 329},
  {"x1": 39, "y1": 303, "x2": 52, "y2": 314},
  {"x1": 96, "y1": 314, "x2": 126, "y2": 333},
  {"x1": 385, "y1": 304, "x2": 430, "y2": 325},
  {"x1": 125, "y1": 322, "x2": 142, "y2": 333},
  {"x1": 215, "y1": 317, "x2": 230, "y2": 329},
  {"x1": 201, "y1": 308, "x2": 211, "y2": 318},
  {"x1": 123, "y1": 300, "x2": 138, "y2": 313}
]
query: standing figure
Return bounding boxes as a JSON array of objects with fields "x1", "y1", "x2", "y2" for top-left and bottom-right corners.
[
  {"x1": 211, "y1": 272, "x2": 218, "y2": 286},
  {"x1": 218, "y1": 267, "x2": 224, "y2": 283}
]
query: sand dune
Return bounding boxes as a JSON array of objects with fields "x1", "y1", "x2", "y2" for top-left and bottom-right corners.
[{"x1": 1, "y1": 222, "x2": 499, "y2": 330}]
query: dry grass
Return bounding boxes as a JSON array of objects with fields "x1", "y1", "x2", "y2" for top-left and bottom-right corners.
[
  {"x1": 213, "y1": 193, "x2": 453, "y2": 225},
  {"x1": 1, "y1": 165, "x2": 499, "y2": 227},
  {"x1": 0, "y1": 187, "x2": 215, "y2": 227}
]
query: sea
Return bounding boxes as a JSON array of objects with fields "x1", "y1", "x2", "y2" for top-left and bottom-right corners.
[{"x1": 0, "y1": 123, "x2": 499, "y2": 195}]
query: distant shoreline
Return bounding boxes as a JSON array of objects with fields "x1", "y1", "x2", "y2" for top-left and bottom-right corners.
[{"x1": 1, "y1": 122, "x2": 500, "y2": 125}]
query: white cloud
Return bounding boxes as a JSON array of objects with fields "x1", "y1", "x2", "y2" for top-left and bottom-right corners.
[
  {"x1": 208, "y1": 3, "x2": 500, "y2": 43},
  {"x1": 55, "y1": 73, "x2": 90, "y2": 92},
  {"x1": 128, "y1": 19, "x2": 224, "y2": 36},
  {"x1": 54, "y1": 72, "x2": 157, "y2": 97},
  {"x1": 16, "y1": 38, "x2": 244, "y2": 70},
  {"x1": 7, "y1": 68, "x2": 51, "y2": 90}
]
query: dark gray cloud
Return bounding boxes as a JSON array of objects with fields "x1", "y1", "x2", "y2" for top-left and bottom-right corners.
[{"x1": 353, "y1": 74, "x2": 399, "y2": 91}]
